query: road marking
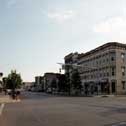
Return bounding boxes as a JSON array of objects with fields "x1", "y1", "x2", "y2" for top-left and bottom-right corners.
[{"x1": 0, "y1": 103, "x2": 5, "y2": 116}]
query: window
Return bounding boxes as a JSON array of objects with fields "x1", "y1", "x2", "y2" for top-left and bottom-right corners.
[
  {"x1": 100, "y1": 73, "x2": 102, "y2": 77},
  {"x1": 111, "y1": 57, "x2": 114, "y2": 61},
  {"x1": 121, "y1": 53, "x2": 125, "y2": 59},
  {"x1": 96, "y1": 61, "x2": 98, "y2": 65},
  {"x1": 112, "y1": 67, "x2": 115, "y2": 76},
  {"x1": 106, "y1": 58, "x2": 109, "y2": 62},
  {"x1": 107, "y1": 72, "x2": 109, "y2": 76},
  {"x1": 103, "y1": 59, "x2": 105, "y2": 63},
  {"x1": 112, "y1": 72, "x2": 114, "y2": 76},
  {"x1": 91, "y1": 75, "x2": 93, "y2": 79},
  {"x1": 99, "y1": 60, "x2": 101, "y2": 64},
  {"x1": 122, "y1": 67, "x2": 125, "y2": 76},
  {"x1": 110, "y1": 51, "x2": 116, "y2": 61},
  {"x1": 122, "y1": 81, "x2": 125, "y2": 90},
  {"x1": 121, "y1": 53, "x2": 125, "y2": 61},
  {"x1": 104, "y1": 73, "x2": 106, "y2": 77}
]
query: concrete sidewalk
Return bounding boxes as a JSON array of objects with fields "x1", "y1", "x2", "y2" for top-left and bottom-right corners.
[{"x1": 0, "y1": 93, "x2": 21, "y2": 103}]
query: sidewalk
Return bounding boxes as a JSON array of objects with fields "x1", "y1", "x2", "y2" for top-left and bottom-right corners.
[{"x1": 0, "y1": 93, "x2": 21, "y2": 103}]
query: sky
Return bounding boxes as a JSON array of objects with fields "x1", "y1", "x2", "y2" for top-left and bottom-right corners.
[{"x1": 0, "y1": 0, "x2": 126, "y2": 81}]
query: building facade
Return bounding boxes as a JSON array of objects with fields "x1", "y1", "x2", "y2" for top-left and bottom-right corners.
[
  {"x1": 34, "y1": 76, "x2": 44, "y2": 91},
  {"x1": 23, "y1": 82, "x2": 34, "y2": 91},
  {"x1": 64, "y1": 42, "x2": 126, "y2": 95},
  {"x1": 43, "y1": 73, "x2": 61, "y2": 93}
]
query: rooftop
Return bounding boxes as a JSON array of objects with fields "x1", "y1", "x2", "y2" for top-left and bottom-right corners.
[{"x1": 78, "y1": 42, "x2": 126, "y2": 59}]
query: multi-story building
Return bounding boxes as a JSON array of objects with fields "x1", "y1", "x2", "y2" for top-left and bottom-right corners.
[
  {"x1": 64, "y1": 42, "x2": 126, "y2": 95},
  {"x1": 65, "y1": 52, "x2": 79, "y2": 65},
  {"x1": 43, "y1": 73, "x2": 61, "y2": 93},
  {"x1": 64, "y1": 52, "x2": 80, "y2": 76}
]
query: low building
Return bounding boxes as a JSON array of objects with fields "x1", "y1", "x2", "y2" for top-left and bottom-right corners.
[
  {"x1": 23, "y1": 82, "x2": 34, "y2": 91},
  {"x1": 43, "y1": 73, "x2": 61, "y2": 93},
  {"x1": 34, "y1": 76, "x2": 44, "y2": 91}
]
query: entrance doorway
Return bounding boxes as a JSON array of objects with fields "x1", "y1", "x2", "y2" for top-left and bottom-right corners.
[{"x1": 111, "y1": 82, "x2": 116, "y2": 93}]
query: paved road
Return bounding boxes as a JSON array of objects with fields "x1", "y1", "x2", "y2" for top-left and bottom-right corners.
[{"x1": 1, "y1": 92, "x2": 126, "y2": 126}]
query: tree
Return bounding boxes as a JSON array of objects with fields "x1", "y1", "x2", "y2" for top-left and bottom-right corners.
[
  {"x1": 58, "y1": 74, "x2": 67, "y2": 92},
  {"x1": 71, "y1": 69, "x2": 82, "y2": 95},
  {"x1": 65, "y1": 71, "x2": 71, "y2": 95},
  {"x1": 0, "y1": 73, "x2": 3, "y2": 77},
  {"x1": 6, "y1": 70, "x2": 22, "y2": 90},
  {"x1": 0, "y1": 72, "x2": 3, "y2": 92}
]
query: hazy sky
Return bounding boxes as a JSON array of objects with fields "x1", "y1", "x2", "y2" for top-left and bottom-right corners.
[{"x1": 1, "y1": 0, "x2": 126, "y2": 81}]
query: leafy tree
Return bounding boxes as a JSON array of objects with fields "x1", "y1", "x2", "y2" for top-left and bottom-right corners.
[
  {"x1": 58, "y1": 74, "x2": 66, "y2": 92},
  {"x1": 71, "y1": 69, "x2": 82, "y2": 95},
  {"x1": 6, "y1": 70, "x2": 22, "y2": 90},
  {"x1": 65, "y1": 71, "x2": 71, "y2": 95},
  {"x1": 0, "y1": 73, "x2": 3, "y2": 91},
  {"x1": 0, "y1": 73, "x2": 3, "y2": 77}
]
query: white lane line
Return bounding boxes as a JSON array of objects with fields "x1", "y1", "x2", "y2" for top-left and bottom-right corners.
[{"x1": 0, "y1": 103, "x2": 5, "y2": 116}]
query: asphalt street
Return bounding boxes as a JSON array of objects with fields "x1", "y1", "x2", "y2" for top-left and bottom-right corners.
[{"x1": 1, "y1": 92, "x2": 126, "y2": 126}]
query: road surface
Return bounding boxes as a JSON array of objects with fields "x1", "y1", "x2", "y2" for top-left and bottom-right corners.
[{"x1": 1, "y1": 92, "x2": 126, "y2": 126}]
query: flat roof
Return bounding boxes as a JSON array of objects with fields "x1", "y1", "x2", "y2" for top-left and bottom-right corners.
[{"x1": 78, "y1": 42, "x2": 126, "y2": 59}]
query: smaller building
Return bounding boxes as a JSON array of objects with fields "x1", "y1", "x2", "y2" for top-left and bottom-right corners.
[
  {"x1": 34, "y1": 76, "x2": 44, "y2": 91},
  {"x1": 43, "y1": 73, "x2": 62, "y2": 93},
  {"x1": 23, "y1": 82, "x2": 34, "y2": 91},
  {"x1": 33, "y1": 73, "x2": 65, "y2": 93}
]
